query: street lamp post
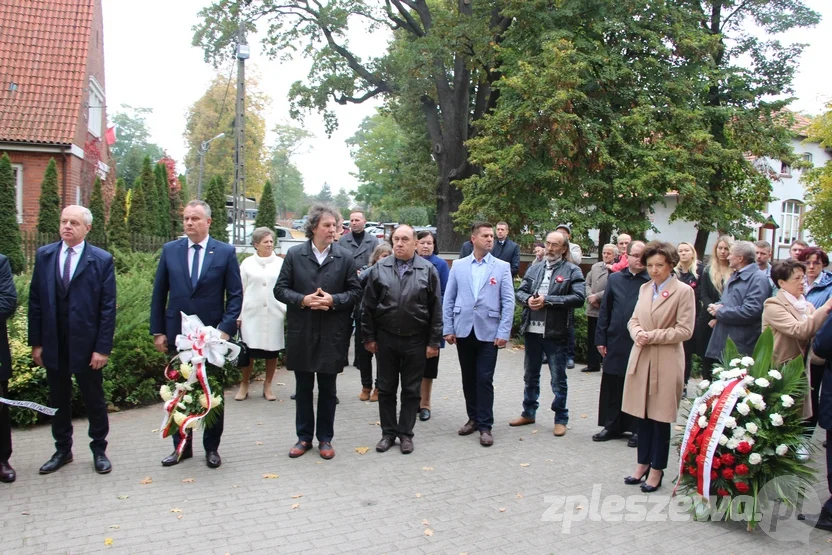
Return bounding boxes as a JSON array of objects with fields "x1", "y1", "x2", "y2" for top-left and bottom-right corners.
[{"x1": 196, "y1": 132, "x2": 225, "y2": 200}]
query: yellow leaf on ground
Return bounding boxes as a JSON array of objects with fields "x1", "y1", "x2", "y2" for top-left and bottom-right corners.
[
  {"x1": 140, "y1": 477, "x2": 152, "y2": 485},
  {"x1": 255, "y1": 442, "x2": 264, "y2": 446},
  {"x1": 182, "y1": 478, "x2": 195, "y2": 483},
  {"x1": 531, "y1": 430, "x2": 539, "y2": 434},
  {"x1": 421, "y1": 466, "x2": 434, "y2": 471},
  {"x1": 580, "y1": 414, "x2": 587, "y2": 418},
  {"x1": 151, "y1": 429, "x2": 160, "y2": 433},
  {"x1": 499, "y1": 508, "x2": 506, "y2": 512},
  {"x1": 276, "y1": 382, "x2": 286, "y2": 386},
  {"x1": 262, "y1": 474, "x2": 279, "y2": 479},
  {"x1": 291, "y1": 494, "x2": 303, "y2": 499},
  {"x1": 170, "y1": 508, "x2": 182, "y2": 513},
  {"x1": 117, "y1": 495, "x2": 129, "y2": 500},
  {"x1": 355, "y1": 447, "x2": 370, "y2": 455},
  {"x1": 674, "y1": 425, "x2": 684, "y2": 431},
  {"x1": 108, "y1": 525, "x2": 120, "y2": 529},
  {"x1": 291, "y1": 503, "x2": 300, "y2": 509},
  {"x1": 104, "y1": 537, "x2": 114, "y2": 546},
  {"x1": 520, "y1": 463, "x2": 530, "y2": 467},
  {"x1": 516, "y1": 493, "x2": 523, "y2": 499},
  {"x1": 414, "y1": 493, "x2": 422, "y2": 498},
  {"x1": 421, "y1": 519, "x2": 430, "y2": 526},
  {"x1": 424, "y1": 529, "x2": 434, "y2": 537},
  {"x1": 545, "y1": 459, "x2": 553, "y2": 462},
  {"x1": 177, "y1": 514, "x2": 183, "y2": 520},
  {"x1": 576, "y1": 505, "x2": 584, "y2": 511}
]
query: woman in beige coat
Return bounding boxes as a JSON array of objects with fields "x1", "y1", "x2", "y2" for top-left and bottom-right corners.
[
  {"x1": 762, "y1": 259, "x2": 832, "y2": 420},
  {"x1": 622, "y1": 241, "x2": 695, "y2": 492}
]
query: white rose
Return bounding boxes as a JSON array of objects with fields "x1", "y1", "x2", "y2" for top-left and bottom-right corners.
[
  {"x1": 743, "y1": 375, "x2": 755, "y2": 386},
  {"x1": 749, "y1": 453, "x2": 762, "y2": 465},
  {"x1": 740, "y1": 356, "x2": 755, "y2": 367},
  {"x1": 712, "y1": 367, "x2": 724, "y2": 375},
  {"x1": 724, "y1": 416, "x2": 737, "y2": 429},
  {"x1": 746, "y1": 393, "x2": 763, "y2": 405},
  {"x1": 754, "y1": 399, "x2": 767, "y2": 411},
  {"x1": 743, "y1": 436, "x2": 755, "y2": 446},
  {"x1": 718, "y1": 434, "x2": 729, "y2": 446},
  {"x1": 712, "y1": 383, "x2": 725, "y2": 395},
  {"x1": 736, "y1": 403, "x2": 750, "y2": 416},
  {"x1": 182, "y1": 395, "x2": 193, "y2": 404},
  {"x1": 729, "y1": 358, "x2": 742, "y2": 367},
  {"x1": 781, "y1": 395, "x2": 795, "y2": 408},
  {"x1": 698, "y1": 380, "x2": 710, "y2": 391},
  {"x1": 698, "y1": 416, "x2": 708, "y2": 428},
  {"x1": 775, "y1": 444, "x2": 789, "y2": 456},
  {"x1": 160, "y1": 385, "x2": 173, "y2": 402},
  {"x1": 768, "y1": 370, "x2": 782, "y2": 380},
  {"x1": 769, "y1": 413, "x2": 784, "y2": 427},
  {"x1": 726, "y1": 438, "x2": 740, "y2": 450},
  {"x1": 180, "y1": 363, "x2": 192, "y2": 380},
  {"x1": 732, "y1": 426, "x2": 747, "y2": 438},
  {"x1": 199, "y1": 394, "x2": 209, "y2": 409},
  {"x1": 754, "y1": 378, "x2": 770, "y2": 388},
  {"x1": 697, "y1": 403, "x2": 708, "y2": 415},
  {"x1": 176, "y1": 402, "x2": 187, "y2": 411},
  {"x1": 212, "y1": 395, "x2": 223, "y2": 407},
  {"x1": 745, "y1": 422, "x2": 758, "y2": 434},
  {"x1": 173, "y1": 411, "x2": 187, "y2": 426}
]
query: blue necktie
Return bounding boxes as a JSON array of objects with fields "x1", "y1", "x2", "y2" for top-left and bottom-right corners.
[{"x1": 191, "y1": 244, "x2": 202, "y2": 289}]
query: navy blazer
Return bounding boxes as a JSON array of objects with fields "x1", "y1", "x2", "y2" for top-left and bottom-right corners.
[
  {"x1": 150, "y1": 237, "x2": 243, "y2": 346},
  {"x1": 0, "y1": 254, "x2": 17, "y2": 381},
  {"x1": 28, "y1": 242, "x2": 117, "y2": 373}
]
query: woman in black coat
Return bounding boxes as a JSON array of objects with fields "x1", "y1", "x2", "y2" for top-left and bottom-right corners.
[
  {"x1": 674, "y1": 242, "x2": 704, "y2": 390},
  {"x1": 274, "y1": 205, "x2": 362, "y2": 460}
]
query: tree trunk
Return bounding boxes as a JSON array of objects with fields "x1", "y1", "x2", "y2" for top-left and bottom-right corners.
[
  {"x1": 694, "y1": 228, "x2": 710, "y2": 261},
  {"x1": 598, "y1": 223, "x2": 613, "y2": 260}
]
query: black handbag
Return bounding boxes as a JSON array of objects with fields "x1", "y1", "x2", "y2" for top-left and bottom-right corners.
[{"x1": 234, "y1": 334, "x2": 250, "y2": 368}]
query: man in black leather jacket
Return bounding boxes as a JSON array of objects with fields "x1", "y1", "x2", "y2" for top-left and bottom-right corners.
[
  {"x1": 362, "y1": 225, "x2": 443, "y2": 454},
  {"x1": 511, "y1": 231, "x2": 585, "y2": 437}
]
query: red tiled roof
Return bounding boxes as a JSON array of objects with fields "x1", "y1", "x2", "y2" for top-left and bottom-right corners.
[{"x1": 0, "y1": 0, "x2": 94, "y2": 144}]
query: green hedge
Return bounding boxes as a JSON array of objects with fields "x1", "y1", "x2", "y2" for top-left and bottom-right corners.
[{"x1": 7, "y1": 249, "x2": 243, "y2": 426}]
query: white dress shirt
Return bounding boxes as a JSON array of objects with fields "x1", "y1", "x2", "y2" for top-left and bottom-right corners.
[
  {"x1": 311, "y1": 242, "x2": 332, "y2": 265},
  {"x1": 187, "y1": 236, "x2": 210, "y2": 280},
  {"x1": 59, "y1": 240, "x2": 85, "y2": 281}
]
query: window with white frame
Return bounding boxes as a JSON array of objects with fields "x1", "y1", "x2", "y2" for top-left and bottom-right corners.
[
  {"x1": 88, "y1": 77, "x2": 105, "y2": 137},
  {"x1": 802, "y1": 152, "x2": 813, "y2": 163},
  {"x1": 780, "y1": 161, "x2": 791, "y2": 176},
  {"x1": 780, "y1": 200, "x2": 804, "y2": 244},
  {"x1": 12, "y1": 163, "x2": 23, "y2": 223}
]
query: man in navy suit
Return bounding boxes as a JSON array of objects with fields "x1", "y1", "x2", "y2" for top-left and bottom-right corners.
[
  {"x1": 28, "y1": 205, "x2": 117, "y2": 475},
  {"x1": 458, "y1": 221, "x2": 520, "y2": 277},
  {"x1": 151, "y1": 200, "x2": 242, "y2": 468},
  {"x1": 444, "y1": 222, "x2": 515, "y2": 446},
  {"x1": 0, "y1": 253, "x2": 18, "y2": 483}
]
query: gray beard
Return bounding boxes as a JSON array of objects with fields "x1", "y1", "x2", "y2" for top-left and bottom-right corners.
[{"x1": 546, "y1": 253, "x2": 562, "y2": 263}]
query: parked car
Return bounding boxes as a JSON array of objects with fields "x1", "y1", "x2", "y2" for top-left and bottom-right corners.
[{"x1": 292, "y1": 219, "x2": 307, "y2": 230}]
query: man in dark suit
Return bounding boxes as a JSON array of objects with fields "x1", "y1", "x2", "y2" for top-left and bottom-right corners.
[
  {"x1": 28, "y1": 205, "x2": 117, "y2": 475},
  {"x1": 459, "y1": 221, "x2": 520, "y2": 277},
  {"x1": 0, "y1": 254, "x2": 17, "y2": 483},
  {"x1": 151, "y1": 200, "x2": 242, "y2": 468}
]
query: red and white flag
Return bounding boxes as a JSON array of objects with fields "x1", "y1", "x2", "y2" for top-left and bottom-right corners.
[{"x1": 105, "y1": 126, "x2": 117, "y2": 145}]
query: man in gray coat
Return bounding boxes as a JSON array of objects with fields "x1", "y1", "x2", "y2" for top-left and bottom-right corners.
[
  {"x1": 583, "y1": 244, "x2": 616, "y2": 373},
  {"x1": 705, "y1": 241, "x2": 770, "y2": 360}
]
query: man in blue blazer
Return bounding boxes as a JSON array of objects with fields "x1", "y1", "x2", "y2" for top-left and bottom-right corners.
[
  {"x1": 151, "y1": 200, "x2": 242, "y2": 468},
  {"x1": 0, "y1": 253, "x2": 18, "y2": 483},
  {"x1": 444, "y1": 222, "x2": 515, "y2": 446},
  {"x1": 28, "y1": 206, "x2": 117, "y2": 475}
]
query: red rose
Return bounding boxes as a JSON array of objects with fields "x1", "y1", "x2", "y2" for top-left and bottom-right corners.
[
  {"x1": 687, "y1": 442, "x2": 698, "y2": 454},
  {"x1": 712, "y1": 457, "x2": 722, "y2": 469},
  {"x1": 687, "y1": 466, "x2": 697, "y2": 476},
  {"x1": 711, "y1": 470, "x2": 718, "y2": 480},
  {"x1": 721, "y1": 454, "x2": 736, "y2": 466},
  {"x1": 735, "y1": 464, "x2": 749, "y2": 476},
  {"x1": 734, "y1": 481, "x2": 749, "y2": 494},
  {"x1": 722, "y1": 468, "x2": 735, "y2": 480},
  {"x1": 737, "y1": 442, "x2": 752, "y2": 455},
  {"x1": 717, "y1": 488, "x2": 730, "y2": 497}
]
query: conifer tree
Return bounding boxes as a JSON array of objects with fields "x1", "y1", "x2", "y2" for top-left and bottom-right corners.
[
  {"x1": 127, "y1": 176, "x2": 148, "y2": 236},
  {"x1": 0, "y1": 154, "x2": 26, "y2": 273},
  {"x1": 87, "y1": 177, "x2": 107, "y2": 248},
  {"x1": 155, "y1": 162, "x2": 171, "y2": 237},
  {"x1": 109, "y1": 178, "x2": 131, "y2": 251},
  {"x1": 37, "y1": 157, "x2": 61, "y2": 237},
  {"x1": 254, "y1": 180, "x2": 277, "y2": 235},
  {"x1": 204, "y1": 176, "x2": 229, "y2": 243}
]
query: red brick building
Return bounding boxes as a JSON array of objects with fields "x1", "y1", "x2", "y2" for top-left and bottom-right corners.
[{"x1": 0, "y1": 0, "x2": 111, "y2": 231}]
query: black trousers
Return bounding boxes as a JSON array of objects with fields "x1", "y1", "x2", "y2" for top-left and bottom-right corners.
[
  {"x1": 701, "y1": 357, "x2": 718, "y2": 382},
  {"x1": 586, "y1": 316, "x2": 601, "y2": 371},
  {"x1": 637, "y1": 418, "x2": 671, "y2": 470},
  {"x1": 356, "y1": 333, "x2": 377, "y2": 389},
  {"x1": 47, "y1": 368, "x2": 109, "y2": 455},
  {"x1": 456, "y1": 333, "x2": 499, "y2": 431},
  {"x1": 295, "y1": 372, "x2": 337, "y2": 443},
  {"x1": 597, "y1": 372, "x2": 635, "y2": 433},
  {"x1": 683, "y1": 338, "x2": 695, "y2": 384},
  {"x1": 169, "y1": 362, "x2": 225, "y2": 452},
  {"x1": 805, "y1": 363, "x2": 824, "y2": 431},
  {"x1": 0, "y1": 381, "x2": 11, "y2": 462},
  {"x1": 376, "y1": 330, "x2": 426, "y2": 439}
]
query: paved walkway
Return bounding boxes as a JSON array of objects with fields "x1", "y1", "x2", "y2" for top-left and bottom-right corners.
[{"x1": 1, "y1": 344, "x2": 829, "y2": 554}]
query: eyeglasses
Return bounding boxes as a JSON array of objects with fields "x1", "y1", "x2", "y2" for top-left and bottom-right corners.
[{"x1": 545, "y1": 242, "x2": 563, "y2": 248}]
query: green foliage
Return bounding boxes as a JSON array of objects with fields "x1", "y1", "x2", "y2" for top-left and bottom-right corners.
[
  {"x1": 254, "y1": 180, "x2": 277, "y2": 233},
  {"x1": 127, "y1": 176, "x2": 148, "y2": 236},
  {"x1": 316, "y1": 182, "x2": 333, "y2": 203},
  {"x1": 154, "y1": 162, "x2": 172, "y2": 237},
  {"x1": 802, "y1": 104, "x2": 832, "y2": 250},
  {"x1": 139, "y1": 155, "x2": 159, "y2": 234},
  {"x1": 205, "y1": 175, "x2": 229, "y2": 242},
  {"x1": 110, "y1": 105, "x2": 165, "y2": 186},
  {"x1": 0, "y1": 154, "x2": 25, "y2": 274},
  {"x1": 269, "y1": 123, "x2": 310, "y2": 217},
  {"x1": 109, "y1": 179, "x2": 131, "y2": 252},
  {"x1": 397, "y1": 206, "x2": 429, "y2": 227},
  {"x1": 36, "y1": 158, "x2": 61, "y2": 236},
  {"x1": 87, "y1": 177, "x2": 107, "y2": 249}
]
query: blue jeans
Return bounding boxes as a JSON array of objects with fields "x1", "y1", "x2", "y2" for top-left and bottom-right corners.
[{"x1": 522, "y1": 333, "x2": 569, "y2": 424}]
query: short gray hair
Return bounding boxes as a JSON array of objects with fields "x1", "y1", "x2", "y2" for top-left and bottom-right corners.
[
  {"x1": 304, "y1": 204, "x2": 341, "y2": 239},
  {"x1": 251, "y1": 226, "x2": 275, "y2": 246},
  {"x1": 731, "y1": 241, "x2": 756, "y2": 265},
  {"x1": 602, "y1": 243, "x2": 618, "y2": 256},
  {"x1": 186, "y1": 199, "x2": 212, "y2": 219},
  {"x1": 64, "y1": 205, "x2": 93, "y2": 225}
]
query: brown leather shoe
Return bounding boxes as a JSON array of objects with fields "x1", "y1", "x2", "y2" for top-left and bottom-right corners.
[
  {"x1": 399, "y1": 436, "x2": 414, "y2": 454},
  {"x1": 509, "y1": 416, "x2": 535, "y2": 427},
  {"x1": 370, "y1": 388, "x2": 379, "y2": 402},
  {"x1": 359, "y1": 387, "x2": 371, "y2": 401},
  {"x1": 288, "y1": 440, "x2": 313, "y2": 458},
  {"x1": 376, "y1": 437, "x2": 395, "y2": 452},
  {"x1": 554, "y1": 424, "x2": 567, "y2": 437},
  {"x1": 458, "y1": 419, "x2": 477, "y2": 436},
  {"x1": 480, "y1": 430, "x2": 494, "y2": 446},
  {"x1": 319, "y1": 441, "x2": 335, "y2": 460}
]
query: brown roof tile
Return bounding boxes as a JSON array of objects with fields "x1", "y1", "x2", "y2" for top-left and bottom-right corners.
[{"x1": 0, "y1": 0, "x2": 94, "y2": 144}]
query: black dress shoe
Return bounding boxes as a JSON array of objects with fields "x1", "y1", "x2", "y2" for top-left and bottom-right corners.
[
  {"x1": 799, "y1": 508, "x2": 832, "y2": 532},
  {"x1": 161, "y1": 449, "x2": 193, "y2": 467},
  {"x1": 419, "y1": 408, "x2": 431, "y2": 421},
  {"x1": 0, "y1": 461, "x2": 15, "y2": 483},
  {"x1": 290, "y1": 393, "x2": 296, "y2": 400},
  {"x1": 376, "y1": 437, "x2": 395, "y2": 452},
  {"x1": 581, "y1": 366, "x2": 600, "y2": 373},
  {"x1": 624, "y1": 465, "x2": 650, "y2": 485},
  {"x1": 592, "y1": 429, "x2": 623, "y2": 442},
  {"x1": 400, "y1": 436, "x2": 414, "y2": 454},
  {"x1": 39, "y1": 451, "x2": 73, "y2": 474},
  {"x1": 567, "y1": 359, "x2": 575, "y2": 369},
  {"x1": 336, "y1": 396, "x2": 340, "y2": 405},
  {"x1": 627, "y1": 434, "x2": 639, "y2": 448},
  {"x1": 93, "y1": 453, "x2": 112, "y2": 474},
  {"x1": 206, "y1": 451, "x2": 222, "y2": 468},
  {"x1": 640, "y1": 470, "x2": 664, "y2": 493}
]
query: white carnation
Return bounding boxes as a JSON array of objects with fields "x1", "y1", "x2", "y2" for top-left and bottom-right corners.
[
  {"x1": 754, "y1": 378, "x2": 770, "y2": 388},
  {"x1": 781, "y1": 395, "x2": 795, "y2": 408},
  {"x1": 176, "y1": 402, "x2": 187, "y2": 411},
  {"x1": 698, "y1": 416, "x2": 708, "y2": 428},
  {"x1": 743, "y1": 436, "x2": 755, "y2": 446},
  {"x1": 732, "y1": 426, "x2": 747, "y2": 438},
  {"x1": 712, "y1": 366, "x2": 725, "y2": 375},
  {"x1": 724, "y1": 416, "x2": 737, "y2": 429},
  {"x1": 746, "y1": 393, "x2": 763, "y2": 405},
  {"x1": 726, "y1": 438, "x2": 740, "y2": 450},
  {"x1": 745, "y1": 422, "x2": 758, "y2": 434},
  {"x1": 698, "y1": 380, "x2": 710, "y2": 391},
  {"x1": 769, "y1": 413, "x2": 784, "y2": 427},
  {"x1": 712, "y1": 383, "x2": 725, "y2": 395},
  {"x1": 749, "y1": 453, "x2": 762, "y2": 465},
  {"x1": 697, "y1": 403, "x2": 708, "y2": 415},
  {"x1": 754, "y1": 399, "x2": 767, "y2": 411},
  {"x1": 743, "y1": 375, "x2": 755, "y2": 385},
  {"x1": 735, "y1": 403, "x2": 750, "y2": 416},
  {"x1": 718, "y1": 434, "x2": 729, "y2": 446},
  {"x1": 775, "y1": 444, "x2": 789, "y2": 456},
  {"x1": 729, "y1": 358, "x2": 742, "y2": 367},
  {"x1": 768, "y1": 370, "x2": 782, "y2": 380},
  {"x1": 182, "y1": 395, "x2": 193, "y2": 404},
  {"x1": 173, "y1": 411, "x2": 187, "y2": 426},
  {"x1": 740, "y1": 356, "x2": 755, "y2": 367}
]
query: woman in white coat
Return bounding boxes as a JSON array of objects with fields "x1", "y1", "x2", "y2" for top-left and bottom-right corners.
[{"x1": 236, "y1": 227, "x2": 286, "y2": 401}]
